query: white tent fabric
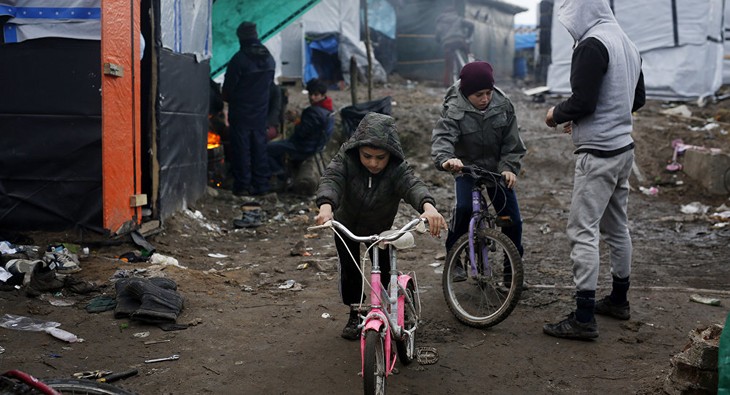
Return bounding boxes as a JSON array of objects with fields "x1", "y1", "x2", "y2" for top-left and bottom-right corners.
[
  {"x1": 264, "y1": 0, "x2": 386, "y2": 84},
  {"x1": 0, "y1": 0, "x2": 101, "y2": 43},
  {"x1": 724, "y1": 0, "x2": 730, "y2": 84},
  {"x1": 547, "y1": 0, "x2": 724, "y2": 100}
]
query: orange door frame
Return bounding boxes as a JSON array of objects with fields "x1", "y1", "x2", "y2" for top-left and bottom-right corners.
[{"x1": 100, "y1": 0, "x2": 143, "y2": 234}]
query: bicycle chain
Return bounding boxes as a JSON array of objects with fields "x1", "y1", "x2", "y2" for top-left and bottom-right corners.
[{"x1": 416, "y1": 346, "x2": 439, "y2": 365}]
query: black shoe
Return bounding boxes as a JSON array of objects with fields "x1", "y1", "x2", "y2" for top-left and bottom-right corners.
[
  {"x1": 452, "y1": 263, "x2": 467, "y2": 282},
  {"x1": 341, "y1": 310, "x2": 361, "y2": 340},
  {"x1": 543, "y1": 312, "x2": 598, "y2": 340},
  {"x1": 594, "y1": 296, "x2": 630, "y2": 320}
]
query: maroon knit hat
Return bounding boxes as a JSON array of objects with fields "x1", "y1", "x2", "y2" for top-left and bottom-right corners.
[{"x1": 459, "y1": 61, "x2": 495, "y2": 97}]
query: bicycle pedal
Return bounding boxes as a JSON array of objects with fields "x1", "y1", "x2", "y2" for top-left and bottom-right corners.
[{"x1": 495, "y1": 216, "x2": 513, "y2": 227}]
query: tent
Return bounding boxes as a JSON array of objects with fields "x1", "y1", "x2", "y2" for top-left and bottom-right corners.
[
  {"x1": 547, "y1": 0, "x2": 724, "y2": 100},
  {"x1": 0, "y1": 0, "x2": 212, "y2": 234},
  {"x1": 212, "y1": 0, "x2": 386, "y2": 86},
  {"x1": 724, "y1": 0, "x2": 730, "y2": 84}
]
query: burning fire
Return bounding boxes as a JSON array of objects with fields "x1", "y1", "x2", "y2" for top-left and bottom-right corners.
[{"x1": 207, "y1": 131, "x2": 221, "y2": 149}]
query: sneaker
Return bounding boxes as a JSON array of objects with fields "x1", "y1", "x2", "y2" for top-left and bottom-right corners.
[
  {"x1": 26, "y1": 263, "x2": 65, "y2": 297},
  {"x1": 233, "y1": 209, "x2": 263, "y2": 229},
  {"x1": 341, "y1": 309, "x2": 361, "y2": 340},
  {"x1": 594, "y1": 296, "x2": 630, "y2": 320},
  {"x1": 543, "y1": 312, "x2": 598, "y2": 340},
  {"x1": 452, "y1": 260, "x2": 467, "y2": 282},
  {"x1": 43, "y1": 246, "x2": 81, "y2": 274}
]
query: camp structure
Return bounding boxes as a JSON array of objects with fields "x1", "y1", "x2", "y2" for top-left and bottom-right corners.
[
  {"x1": 0, "y1": 0, "x2": 212, "y2": 235},
  {"x1": 546, "y1": 0, "x2": 725, "y2": 101},
  {"x1": 396, "y1": 0, "x2": 526, "y2": 82},
  {"x1": 724, "y1": 0, "x2": 730, "y2": 84},
  {"x1": 211, "y1": 0, "x2": 386, "y2": 87}
]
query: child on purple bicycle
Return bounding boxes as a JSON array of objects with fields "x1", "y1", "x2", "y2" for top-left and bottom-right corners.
[
  {"x1": 431, "y1": 61, "x2": 526, "y2": 274},
  {"x1": 314, "y1": 112, "x2": 447, "y2": 340}
]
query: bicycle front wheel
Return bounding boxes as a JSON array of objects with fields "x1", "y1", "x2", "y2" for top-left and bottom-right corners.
[
  {"x1": 363, "y1": 329, "x2": 387, "y2": 395},
  {"x1": 442, "y1": 227, "x2": 523, "y2": 328}
]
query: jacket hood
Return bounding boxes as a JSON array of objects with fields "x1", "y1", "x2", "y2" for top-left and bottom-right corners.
[
  {"x1": 314, "y1": 96, "x2": 334, "y2": 112},
  {"x1": 342, "y1": 112, "x2": 405, "y2": 162},
  {"x1": 558, "y1": 0, "x2": 616, "y2": 42}
]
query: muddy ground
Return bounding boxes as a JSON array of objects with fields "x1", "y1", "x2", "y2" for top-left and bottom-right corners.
[{"x1": 1, "y1": 77, "x2": 729, "y2": 395}]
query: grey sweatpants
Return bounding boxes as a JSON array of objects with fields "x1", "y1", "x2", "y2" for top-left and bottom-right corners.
[{"x1": 568, "y1": 150, "x2": 634, "y2": 291}]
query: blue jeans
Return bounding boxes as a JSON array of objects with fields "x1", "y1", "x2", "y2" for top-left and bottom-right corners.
[{"x1": 445, "y1": 175, "x2": 524, "y2": 256}]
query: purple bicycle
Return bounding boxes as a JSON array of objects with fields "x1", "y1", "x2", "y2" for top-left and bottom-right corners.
[{"x1": 442, "y1": 165, "x2": 523, "y2": 328}]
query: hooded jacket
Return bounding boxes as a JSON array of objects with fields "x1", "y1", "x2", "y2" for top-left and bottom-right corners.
[
  {"x1": 316, "y1": 113, "x2": 436, "y2": 236},
  {"x1": 431, "y1": 82, "x2": 526, "y2": 176},
  {"x1": 222, "y1": 39, "x2": 276, "y2": 130},
  {"x1": 435, "y1": 9, "x2": 474, "y2": 49},
  {"x1": 553, "y1": 0, "x2": 644, "y2": 152}
]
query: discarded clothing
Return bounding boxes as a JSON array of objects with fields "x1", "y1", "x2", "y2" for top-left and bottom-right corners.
[{"x1": 114, "y1": 277, "x2": 184, "y2": 324}]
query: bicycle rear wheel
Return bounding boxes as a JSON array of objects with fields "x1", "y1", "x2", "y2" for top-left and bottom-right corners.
[
  {"x1": 442, "y1": 227, "x2": 522, "y2": 328},
  {"x1": 395, "y1": 281, "x2": 417, "y2": 365},
  {"x1": 363, "y1": 329, "x2": 386, "y2": 395}
]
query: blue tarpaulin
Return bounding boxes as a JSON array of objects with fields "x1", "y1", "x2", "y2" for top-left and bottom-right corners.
[{"x1": 515, "y1": 31, "x2": 536, "y2": 50}]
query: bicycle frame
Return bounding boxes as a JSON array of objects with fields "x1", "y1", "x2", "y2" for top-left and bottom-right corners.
[{"x1": 360, "y1": 240, "x2": 418, "y2": 377}]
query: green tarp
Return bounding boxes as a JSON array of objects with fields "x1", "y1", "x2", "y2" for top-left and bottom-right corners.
[{"x1": 211, "y1": 0, "x2": 321, "y2": 78}]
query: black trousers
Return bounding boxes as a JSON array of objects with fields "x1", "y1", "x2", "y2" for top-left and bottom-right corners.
[{"x1": 335, "y1": 234, "x2": 391, "y2": 306}]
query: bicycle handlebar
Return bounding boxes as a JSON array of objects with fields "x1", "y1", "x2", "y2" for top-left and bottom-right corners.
[
  {"x1": 460, "y1": 165, "x2": 503, "y2": 181},
  {"x1": 307, "y1": 218, "x2": 427, "y2": 244}
]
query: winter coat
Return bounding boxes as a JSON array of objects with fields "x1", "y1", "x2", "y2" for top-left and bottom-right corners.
[
  {"x1": 316, "y1": 113, "x2": 436, "y2": 236},
  {"x1": 431, "y1": 82, "x2": 526, "y2": 177},
  {"x1": 289, "y1": 96, "x2": 334, "y2": 155},
  {"x1": 222, "y1": 39, "x2": 275, "y2": 130}
]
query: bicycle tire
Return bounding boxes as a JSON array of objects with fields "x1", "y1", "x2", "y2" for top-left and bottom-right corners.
[
  {"x1": 395, "y1": 281, "x2": 417, "y2": 365},
  {"x1": 42, "y1": 379, "x2": 136, "y2": 395},
  {"x1": 362, "y1": 330, "x2": 386, "y2": 395},
  {"x1": 442, "y1": 227, "x2": 522, "y2": 328}
]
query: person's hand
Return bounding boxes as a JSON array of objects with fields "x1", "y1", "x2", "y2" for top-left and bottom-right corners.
[
  {"x1": 501, "y1": 171, "x2": 517, "y2": 189},
  {"x1": 420, "y1": 203, "x2": 447, "y2": 237},
  {"x1": 314, "y1": 204, "x2": 333, "y2": 225},
  {"x1": 563, "y1": 122, "x2": 573, "y2": 135},
  {"x1": 441, "y1": 158, "x2": 463, "y2": 173},
  {"x1": 545, "y1": 106, "x2": 557, "y2": 128}
]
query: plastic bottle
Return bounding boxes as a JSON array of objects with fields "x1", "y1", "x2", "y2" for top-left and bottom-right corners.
[{"x1": 45, "y1": 327, "x2": 82, "y2": 343}]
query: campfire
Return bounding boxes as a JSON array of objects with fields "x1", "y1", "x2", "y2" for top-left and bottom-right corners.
[
  {"x1": 207, "y1": 130, "x2": 225, "y2": 188},
  {"x1": 207, "y1": 131, "x2": 221, "y2": 149}
]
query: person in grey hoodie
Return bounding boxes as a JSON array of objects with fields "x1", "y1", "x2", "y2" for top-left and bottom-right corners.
[
  {"x1": 543, "y1": 0, "x2": 645, "y2": 340},
  {"x1": 315, "y1": 112, "x2": 447, "y2": 340}
]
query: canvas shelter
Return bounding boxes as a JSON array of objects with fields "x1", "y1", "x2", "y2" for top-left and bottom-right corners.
[
  {"x1": 724, "y1": 0, "x2": 730, "y2": 84},
  {"x1": 395, "y1": 0, "x2": 525, "y2": 82},
  {"x1": 546, "y1": 0, "x2": 724, "y2": 100},
  {"x1": 212, "y1": 0, "x2": 386, "y2": 86},
  {"x1": 0, "y1": 0, "x2": 213, "y2": 234}
]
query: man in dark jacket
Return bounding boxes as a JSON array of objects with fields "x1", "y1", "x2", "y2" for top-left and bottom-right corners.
[
  {"x1": 314, "y1": 113, "x2": 447, "y2": 340},
  {"x1": 542, "y1": 0, "x2": 645, "y2": 340},
  {"x1": 222, "y1": 21, "x2": 275, "y2": 196},
  {"x1": 266, "y1": 78, "x2": 334, "y2": 187}
]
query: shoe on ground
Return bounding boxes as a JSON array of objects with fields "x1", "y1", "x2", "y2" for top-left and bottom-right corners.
[
  {"x1": 341, "y1": 310, "x2": 361, "y2": 340},
  {"x1": 43, "y1": 246, "x2": 81, "y2": 274},
  {"x1": 26, "y1": 263, "x2": 65, "y2": 297},
  {"x1": 452, "y1": 261, "x2": 467, "y2": 282},
  {"x1": 594, "y1": 296, "x2": 630, "y2": 320},
  {"x1": 543, "y1": 312, "x2": 598, "y2": 340}
]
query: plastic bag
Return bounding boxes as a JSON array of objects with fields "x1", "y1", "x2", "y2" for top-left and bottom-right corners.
[{"x1": 0, "y1": 314, "x2": 60, "y2": 332}]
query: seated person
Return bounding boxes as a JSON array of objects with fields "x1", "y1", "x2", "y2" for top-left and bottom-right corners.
[{"x1": 266, "y1": 78, "x2": 334, "y2": 185}]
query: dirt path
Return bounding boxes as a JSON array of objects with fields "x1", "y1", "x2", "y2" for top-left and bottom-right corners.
[{"x1": 1, "y1": 80, "x2": 729, "y2": 394}]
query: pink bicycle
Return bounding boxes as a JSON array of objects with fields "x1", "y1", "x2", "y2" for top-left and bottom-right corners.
[{"x1": 309, "y1": 218, "x2": 426, "y2": 395}]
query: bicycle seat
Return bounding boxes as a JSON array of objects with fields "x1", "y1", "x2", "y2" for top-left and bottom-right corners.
[{"x1": 378, "y1": 230, "x2": 416, "y2": 250}]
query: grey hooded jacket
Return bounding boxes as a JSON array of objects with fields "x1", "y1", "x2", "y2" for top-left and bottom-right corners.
[
  {"x1": 556, "y1": 0, "x2": 642, "y2": 151},
  {"x1": 431, "y1": 82, "x2": 526, "y2": 176},
  {"x1": 316, "y1": 113, "x2": 435, "y2": 236}
]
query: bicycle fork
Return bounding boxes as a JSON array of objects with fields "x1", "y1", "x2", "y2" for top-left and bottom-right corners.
[{"x1": 467, "y1": 191, "x2": 491, "y2": 277}]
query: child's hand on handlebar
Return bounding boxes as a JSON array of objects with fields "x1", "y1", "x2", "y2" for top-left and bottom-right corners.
[
  {"x1": 441, "y1": 158, "x2": 463, "y2": 173},
  {"x1": 501, "y1": 171, "x2": 517, "y2": 189},
  {"x1": 315, "y1": 204, "x2": 333, "y2": 225},
  {"x1": 420, "y1": 203, "x2": 447, "y2": 237}
]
